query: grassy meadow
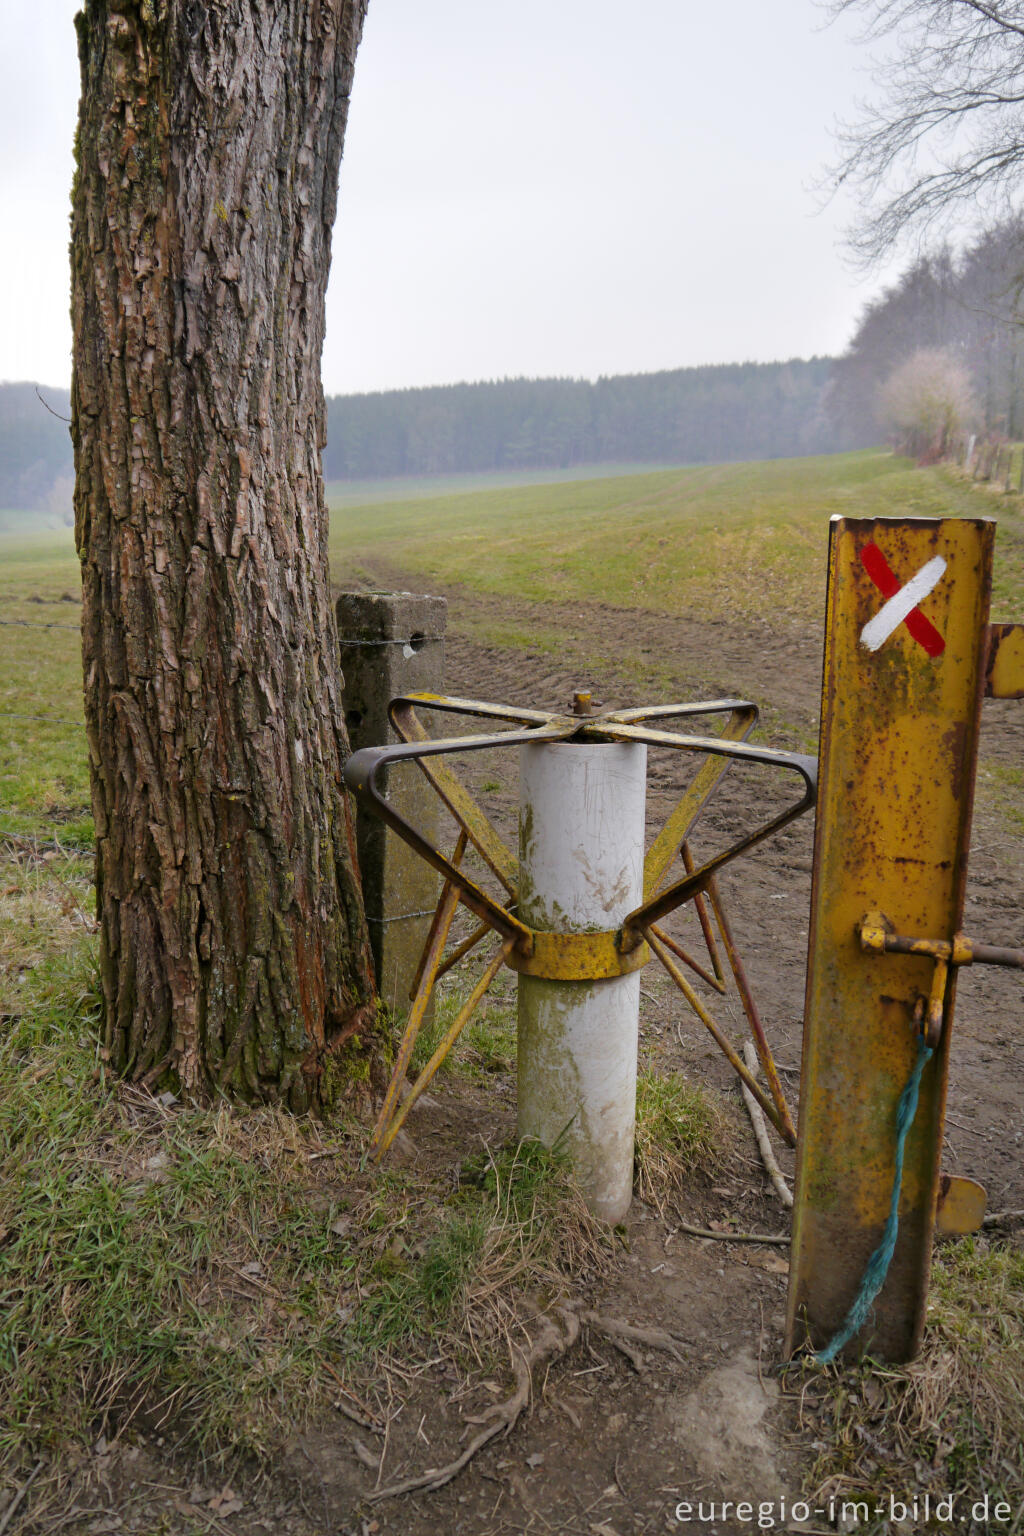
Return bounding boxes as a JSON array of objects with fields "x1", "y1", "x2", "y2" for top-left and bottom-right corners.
[
  {"x1": 2, "y1": 449, "x2": 1024, "y2": 1513},
  {"x1": 7, "y1": 448, "x2": 1024, "y2": 854},
  {"x1": 328, "y1": 448, "x2": 1024, "y2": 628}
]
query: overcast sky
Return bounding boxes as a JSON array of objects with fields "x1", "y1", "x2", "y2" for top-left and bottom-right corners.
[{"x1": 1, "y1": 0, "x2": 903, "y2": 397}]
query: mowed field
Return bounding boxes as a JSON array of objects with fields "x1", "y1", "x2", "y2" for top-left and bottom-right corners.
[{"x1": 2, "y1": 450, "x2": 1024, "y2": 1533}]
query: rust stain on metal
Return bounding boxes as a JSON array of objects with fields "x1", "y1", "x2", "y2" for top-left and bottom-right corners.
[{"x1": 785, "y1": 516, "x2": 995, "y2": 1364}]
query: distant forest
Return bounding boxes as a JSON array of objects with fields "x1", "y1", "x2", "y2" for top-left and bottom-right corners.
[
  {"x1": 1, "y1": 358, "x2": 853, "y2": 514},
  {"x1": 831, "y1": 216, "x2": 1024, "y2": 446},
  {"x1": 322, "y1": 358, "x2": 849, "y2": 480},
  {"x1": 0, "y1": 384, "x2": 74, "y2": 517}
]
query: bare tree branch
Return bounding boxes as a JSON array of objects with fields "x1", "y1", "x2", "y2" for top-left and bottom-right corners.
[{"x1": 823, "y1": 0, "x2": 1024, "y2": 261}]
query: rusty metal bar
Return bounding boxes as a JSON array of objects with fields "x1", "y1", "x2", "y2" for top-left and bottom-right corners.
[
  {"x1": 374, "y1": 940, "x2": 514, "y2": 1156},
  {"x1": 643, "y1": 707, "x2": 758, "y2": 896},
  {"x1": 647, "y1": 922, "x2": 727, "y2": 994},
  {"x1": 645, "y1": 926, "x2": 795, "y2": 1143},
  {"x1": 369, "y1": 872, "x2": 462, "y2": 1157},
  {"x1": 389, "y1": 700, "x2": 524, "y2": 894},
  {"x1": 962, "y1": 940, "x2": 1024, "y2": 968},
  {"x1": 407, "y1": 831, "x2": 469, "y2": 1000},
  {"x1": 346, "y1": 728, "x2": 577, "y2": 951},
  {"x1": 859, "y1": 918, "x2": 1024, "y2": 970},
  {"x1": 705, "y1": 873, "x2": 796, "y2": 1144},
  {"x1": 786, "y1": 515, "x2": 995, "y2": 1363},
  {"x1": 682, "y1": 845, "x2": 726, "y2": 987},
  {"x1": 432, "y1": 920, "x2": 492, "y2": 986},
  {"x1": 616, "y1": 726, "x2": 816, "y2": 949}
]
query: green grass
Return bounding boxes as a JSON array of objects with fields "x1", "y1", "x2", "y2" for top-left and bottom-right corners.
[
  {"x1": 352, "y1": 1137, "x2": 604, "y2": 1358},
  {"x1": 328, "y1": 450, "x2": 1024, "y2": 629},
  {"x1": 0, "y1": 530, "x2": 90, "y2": 845},
  {"x1": 1, "y1": 945, "x2": 360, "y2": 1463},
  {"x1": 409, "y1": 965, "x2": 517, "y2": 1081},
  {"x1": 978, "y1": 763, "x2": 1024, "y2": 835},
  {"x1": 0, "y1": 943, "x2": 605, "y2": 1469}
]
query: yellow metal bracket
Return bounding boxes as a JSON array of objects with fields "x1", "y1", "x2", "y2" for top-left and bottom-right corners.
[
  {"x1": 858, "y1": 910, "x2": 1023, "y2": 1049},
  {"x1": 986, "y1": 622, "x2": 1024, "y2": 698},
  {"x1": 505, "y1": 930, "x2": 651, "y2": 980}
]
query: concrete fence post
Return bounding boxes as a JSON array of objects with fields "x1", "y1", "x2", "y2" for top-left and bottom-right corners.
[{"x1": 337, "y1": 590, "x2": 447, "y2": 1013}]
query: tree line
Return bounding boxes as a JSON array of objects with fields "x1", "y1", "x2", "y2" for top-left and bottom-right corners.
[
  {"x1": 322, "y1": 358, "x2": 847, "y2": 480},
  {"x1": 2, "y1": 357, "x2": 859, "y2": 514}
]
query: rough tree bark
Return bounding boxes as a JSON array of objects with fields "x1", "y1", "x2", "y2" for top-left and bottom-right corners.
[{"x1": 70, "y1": 0, "x2": 380, "y2": 1112}]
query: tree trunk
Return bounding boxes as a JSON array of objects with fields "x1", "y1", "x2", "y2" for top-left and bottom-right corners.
[{"x1": 70, "y1": 0, "x2": 380, "y2": 1112}]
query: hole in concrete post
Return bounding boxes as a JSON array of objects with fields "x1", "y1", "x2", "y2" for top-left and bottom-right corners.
[{"x1": 407, "y1": 631, "x2": 426, "y2": 653}]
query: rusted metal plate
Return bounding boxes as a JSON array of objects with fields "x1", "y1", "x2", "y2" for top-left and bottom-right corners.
[
  {"x1": 785, "y1": 515, "x2": 994, "y2": 1363},
  {"x1": 986, "y1": 623, "x2": 1024, "y2": 698},
  {"x1": 935, "y1": 1174, "x2": 987, "y2": 1235}
]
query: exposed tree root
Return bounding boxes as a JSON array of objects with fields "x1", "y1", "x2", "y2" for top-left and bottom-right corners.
[
  {"x1": 581, "y1": 1311, "x2": 687, "y2": 1368},
  {"x1": 367, "y1": 1304, "x2": 688, "y2": 1501}
]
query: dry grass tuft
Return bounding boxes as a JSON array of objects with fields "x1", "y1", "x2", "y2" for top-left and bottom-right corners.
[
  {"x1": 802, "y1": 1235, "x2": 1024, "y2": 1517},
  {"x1": 632, "y1": 1065, "x2": 724, "y2": 1211}
]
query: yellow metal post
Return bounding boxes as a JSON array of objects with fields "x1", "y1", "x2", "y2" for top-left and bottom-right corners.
[{"x1": 785, "y1": 515, "x2": 994, "y2": 1363}]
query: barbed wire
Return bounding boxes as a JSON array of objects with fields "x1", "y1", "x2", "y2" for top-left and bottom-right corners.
[
  {"x1": 0, "y1": 618, "x2": 80, "y2": 632},
  {"x1": 0, "y1": 710, "x2": 85, "y2": 726},
  {"x1": 1, "y1": 830, "x2": 95, "y2": 858},
  {"x1": 339, "y1": 637, "x2": 437, "y2": 647}
]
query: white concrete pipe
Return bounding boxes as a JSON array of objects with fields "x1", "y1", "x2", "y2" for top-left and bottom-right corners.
[{"x1": 517, "y1": 741, "x2": 647, "y2": 1223}]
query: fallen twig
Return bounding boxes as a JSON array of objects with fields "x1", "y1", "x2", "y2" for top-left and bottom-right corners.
[
  {"x1": 673, "y1": 1214, "x2": 789, "y2": 1246},
  {"x1": 740, "y1": 1040, "x2": 793, "y2": 1209},
  {"x1": 351, "y1": 1439, "x2": 379, "y2": 1472},
  {"x1": 321, "y1": 1360, "x2": 382, "y2": 1431},
  {"x1": 982, "y1": 1209, "x2": 1024, "y2": 1228},
  {"x1": 0, "y1": 1461, "x2": 44, "y2": 1536}
]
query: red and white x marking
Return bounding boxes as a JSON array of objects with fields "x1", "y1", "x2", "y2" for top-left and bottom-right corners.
[{"x1": 859, "y1": 542, "x2": 947, "y2": 657}]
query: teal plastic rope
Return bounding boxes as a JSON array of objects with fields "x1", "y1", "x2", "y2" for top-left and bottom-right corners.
[{"x1": 813, "y1": 1032, "x2": 934, "y2": 1365}]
